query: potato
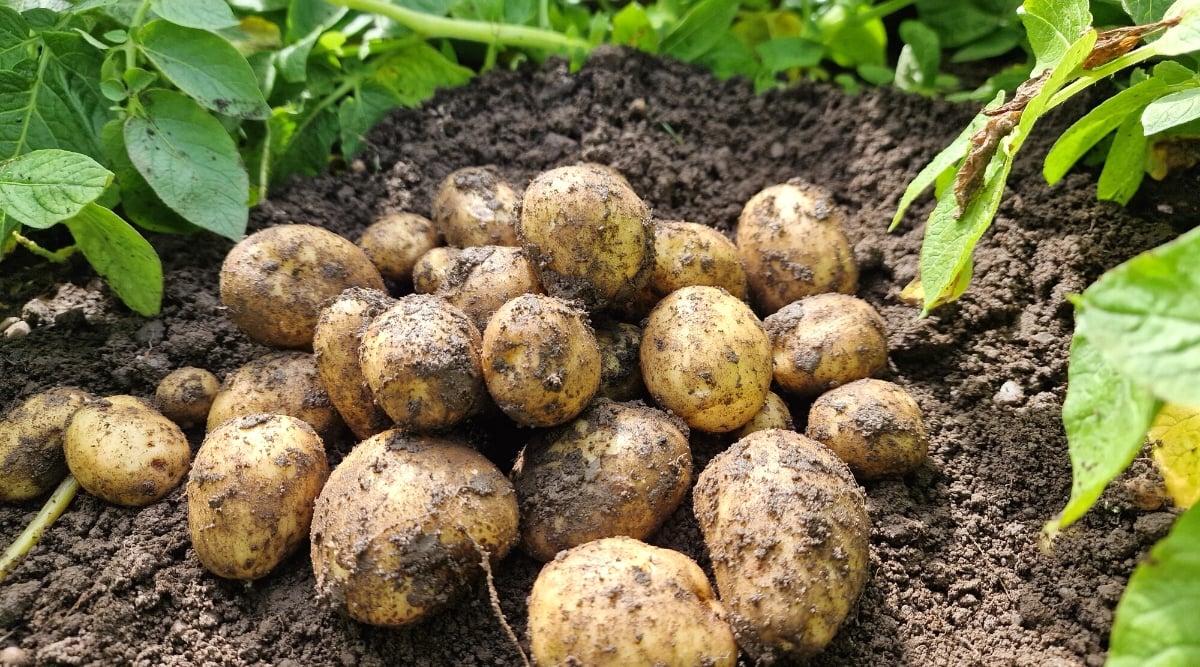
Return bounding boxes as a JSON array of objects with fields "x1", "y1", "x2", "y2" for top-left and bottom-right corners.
[
  {"x1": 0, "y1": 387, "x2": 92, "y2": 502},
  {"x1": 482, "y1": 294, "x2": 601, "y2": 428},
  {"x1": 732, "y1": 390, "x2": 794, "y2": 440},
  {"x1": 736, "y1": 181, "x2": 857, "y2": 314},
  {"x1": 411, "y1": 246, "x2": 462, "y2": 295},
  {"x1": 188, "y1": 414, "x2": 329, "y2": 580},
  {"x1": 806, "y1": 379, "x2": 929, "y2": 479},
  {"x1": 310, "y1": 430, "x2": 519, "y2": 626},
  {"x1": 640, "y1": 286, "x2": 772, "y2": 433},
  {"x1": 313, "y1": 287, "x2": 397, "y2": 440},
  {"x1": 593, "y1": 320, "x2": 644, "y2": 402},
  {"x1": 694, "y1": 429, "x2": 870, "y2": 661},
  {"x1": 154, "y1": 367, "x2": 219, "y2": 429},
  {"x1": 763, "y1": 293, "x2": 888, "y2": 397},
  {"x1": 219, "y1": 224, "x2": 385, "y2": 349},
  {"x1": 64, "y1": 395, "x2": 191, "y2": 507},
  {"x1": 431, "y1": 166, "x2": 520, "y2": 247},
  {"x1": 424, "y1": 245, "x2": 543, "y2": 332},
  {"x1": 206, "y1": 351, "x2": 344, "y2": 441},
  {"x1": 359, "y1": 295, "x2": 485, "y2": 432},
  {"x1": 518, "y1": 164, "x2": 653, "y2": 311},
  {"x1": 357, "y1": 212, "x2": 440, "y2": 283},
  {"x1": 628, "y1": 220, "x2": 748, "y2": 316},
  {"x1": 510, "y1": 400, "x2": 691, "y2": 561},
  {"x1": 527, "y1": 536, "x2": 738, "y2": 667}
]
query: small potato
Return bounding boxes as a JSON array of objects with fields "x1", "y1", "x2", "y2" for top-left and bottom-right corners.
[
  {"x1": 628, "y1": 220, "x2": 748, "y2": 316},
  {"x1": 528, "y1": 536, "x2": 738, "y2": 667},
  {"x1": 155, "y1": 367, "x2": 219, "y2": 429},
  {"x1": 511, "y1": 400, "x2": 691, "y2": 561},
  {"x1": 411, "y1": 245, "x2": 463, "y2": 295},
  {"x1": 593, "y1": 320, "x2": 644, "y2": 402},
  {"x1": 188, "y1": 414, "x2": 329, "y2": 580},
  {"x1": 640, "y1": 286, "x2": 772, "y2": 433},
  {"x1": 359, "y1": 295, "x2": 486, "y2": 432},
  {"x1": 736, "y1": 181, "x2": 857, "y2": 314},
  {"x1": 310, "y1": 430, "x2": 519, "y2": 626},
  {"x1": 206, "y1": 351, "x2": 344, "y2": 441},
  {"x1": 806, "y1": 379, "x2": 928, "y2": 479},
  {"x1": 64, "y1": 395, "x2": 191, "y2": 507},
  {"x1": 764, "y1": 293, "x2": 888, "y2": 397},
  {"x1": 482, "y1": 294, "x2": 601, "y2": 428},
  {"x1": 431, "y1": 166, "x2": 520, "y2": 247},
  {"x1": 424, "y1": 245, "x2": 543, "y2": 332},
  {"x1": 518, "y1": 164, "x2": 653, "y2": 311},
  {"x1": 313, "y1": 288, "x2": 397, "y2": 440},
  {"x1": 357, "y1": 212, "x2": 440, "y2": 282},
  {"x1": 694, "y1": 429, "x2": 870, "y2": 661},
  {"x1": 733, "y1": 391, "x2": 794, "y2": 440},
  {"x1": 0, "y1": 387, "x2": 92, "y2": 502},
  {"x1": 219, "y1": 224, "x2": 385, "y2": 349}
]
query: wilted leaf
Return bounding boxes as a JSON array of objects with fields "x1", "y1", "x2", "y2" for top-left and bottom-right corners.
[{"x1": 1148, "y1": 403, "x2": 1200, "y2": 508}]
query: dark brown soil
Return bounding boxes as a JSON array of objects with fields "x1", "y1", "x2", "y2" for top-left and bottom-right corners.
[{"x1": 0, "y1": 47, "x2": 1187, "y2": 666}]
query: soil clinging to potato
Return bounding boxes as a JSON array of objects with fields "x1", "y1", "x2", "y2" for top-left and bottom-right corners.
[{"x1": 0, "y1": 46, "x2": 1190, "y2": 665}]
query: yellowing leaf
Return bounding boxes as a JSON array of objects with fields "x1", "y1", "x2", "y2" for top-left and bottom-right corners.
[{"x1": 1148, "y1": 403, "x2": 1200, "y2": 508}]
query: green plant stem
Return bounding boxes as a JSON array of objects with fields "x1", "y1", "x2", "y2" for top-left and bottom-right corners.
[
  {"x1": 325, "y1": 0, "x2": 590, "y2": 53},
  {"x1": 1046, "y1": 44, "x2": 1160, "y2": 112},
  {"x1": 0, "y1": 475, "x2": 80, "y2": 584},
  {"x1": 11, "y1": 231, "x2": 77, "y2": 262},
  {"x1": 125, "y1": 0, "x2": 152, "y2": 71}
]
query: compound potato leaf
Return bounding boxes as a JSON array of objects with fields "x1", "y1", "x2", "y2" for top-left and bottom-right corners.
[
  {"x1": 61, "y1": 202, "x2": 162, "y2": 316},
  {"x1": 1148, "y1": 404, "x2": 1200, "y2": 508},
  {"x1": 1143, "y1": 86, "x2": 1200, "y2": 135},
  {"x1": 137, "y1": 20, "x2": 269, "y2": 119},
  {"x1": 149, "y1": 0, "x2": 238, "y2": 30},
  {"x1": 0, "y1": 149, "x2": 111, "y2": 228}
]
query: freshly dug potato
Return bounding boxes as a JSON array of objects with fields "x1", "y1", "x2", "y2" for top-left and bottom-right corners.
[
  {"x1": 593, "y1": 320, "x2": 644, "y2": 402},
  {"x1": 733, "y1": 390, "x2": 794, "y2": 440},
  {"x1": 763, "y1": 293, "x2": 888, "y2": 397},
  {"x1": 528, "y1": 536, "x2": 738, "y2": 667},
  {"x1": 206, "y1": 351, "x2": 344, "y2": 441},
  {"x1": 154, "y1": 367, "x2": 219, "y2": 429},
  {"x1": 219, "y1": 224, "x2": 385, "y2": 349},
  {"x1": 518, "y1": 164, "x2": 653, "y2": 311},
  {"x1": 628, "y1": 220, "x2": 748, "y2": 316},
  {"x1": 431, "y1": 166, "x2": 520, "y2": 247},
  {"x1": 64, "y1": 395, "x2": 191, "y2": 507},
  {"x1": 807, "y1": 379, "x2": 929, "y2": 479},
  {"x1": 310, "y1": 430, "x2": 519, "y2": 626},
  {"x1": 511, "y1": 400, "x2": 691, "y2": 561},
  {"x1": 736, "y1": 181, "x2": 857, "y2": 314},
  {"x1": 640, "y1": 286, "x2": 772, "y2": 433},
  {"x1": 359, "y1": 295, "x2": 485, "y2": 432},
  {"x1": 481, "y1": 294, "x2": 601, "y2": 428},
  {"x1": 0, "y1": 387, "x2": 92, "y2": 502},
  {"x1": 411, "y1": 246, "x2": 462, "y2": 295},
  {"x1": 313, "y1": 287, "x2": 397, "y2": 440},
  {"x1": 424, "y1": 245, "x2": 543, "y2": 332},
  {"x1": 356, "y1": 212, "x2": 440, "y2": 282},
  {"x1": 188, "y1": 414, "x2": 329, "y2": 580},
  {"x1": 694, "y1": 429, "x2": 870, "y2": 661}
]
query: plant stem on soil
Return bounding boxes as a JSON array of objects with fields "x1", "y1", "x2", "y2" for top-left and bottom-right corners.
[{"x1": 0, "y1": 475, "x2": 80, "y2": 583}]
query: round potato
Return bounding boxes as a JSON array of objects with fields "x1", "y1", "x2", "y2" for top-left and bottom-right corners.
[
  {"x1": 154, "y1": 367, "x2": 219, "y2": 429},
  {"x1": 528, "y1": 536, "x2": 738, "y2": 667},
  {"x1": 694, "y1": 429, "x2": 869, "y2": 661},
  {"x1": 411, "y1": 246, "x2": 462, "y2": 295},
  {"x1": 733, "y1": 390, "x2": 794, "y2": 440},
  {"x1": 806, "y1": 379, "x2": 929, "y2": 479},
  {"x1": 511, "y1": 400, "x2": 691, "y2": 561},
  {"x1": 431, "y1": 166, "x2": 520, "y2": 247},
  {"x1": 763, "y1": 293, "x2": 888, "y2": 397},
  {"x1": 593, "y1": 320, "x2": 644, "y2": 402},
  {"x1": 482, "y1": 294, "x2": 601, "y2": 428},
  {"x1": 357, "y1": 212, "x2": 440, "y2": 282},
  {"x1": 628, "y1": 220, "x2": 747, "y2": 316},
  {"x1": 64, "y1": 395, "x2": 191, "y2": 507},
  {"x1": 310, "y1": 430, "x2": 519, "y2": 626},
  {"x1": 425, "y1": 245, "x2": 543, "y2": 332},
  {"x1": 0, "y1": 387, "x2": 92, "y2": 502},
  {"x1": 736, "y1": 181, "x2": 857, "y2": 314},
  {"x1": 206, "y1": 351, "x2": 344, "y2": 441},
  {"x1": 219, "y1": 224, "x2": 385, "y2": 349},
  {"x1": 640, "y1": 286, "x2": 772, "y2": 433},
  {"x1": 518, "y1": 164, "x2": 653, "y2": 311},
  {"x1": 313, "y1": 287, "x2": 397, "y2": 440}
]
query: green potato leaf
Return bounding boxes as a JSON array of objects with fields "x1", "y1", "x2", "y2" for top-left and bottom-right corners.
[
  {"x1": 1143, "y1": 86, "x2": 1200, "y2": 135},
  {"x1": 337, "y1": 80, "x2": 400, "y2": 157},
  {"x1": 1154, "y1": 0, "x2": 1200, "y2": 56},
  {"x1": 1097, "y1": 111, "x2": 1148, "y2": 204},
  {"x1": 137, "y1": 20, "x2": 270, "y2": 119},
  {"x1": 660, "y1": 0, "x2": 739, "y2": 63},
  {"x1": 0, "y1": 148, "x2": 111, "y2": 228},
  {"x1": 756, "y1": 36, "x2": 823, "y2": 73},
  {"x1": 149, "y1": 0, "x2": 238, "y2": 30},
  {"x1": 61, "y1": 202, "x2": 162, "y2": 316},
  {"x1": 1124, "y1": 0, "x2": 1176, "y2": 23},
  {"x1": 99, "y1": 119, "x2": 196, "y2": 235},
  {"x1": 1020, "y1": 0, "x2": 1091, "y2": 73}
]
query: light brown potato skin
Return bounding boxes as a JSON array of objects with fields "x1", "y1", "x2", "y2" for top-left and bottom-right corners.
[
  {"x1": 628, "y1": 220, "x2": 748, "y2": 317},
  {"x1": 0, "y1": 387, "x2": 92, "y2": 502},
  {"x1": 732, "y1": 390, "x2": 794, "y2": 440},
  {"x1": 219, "y1": 224, "x2": 386, "y2": 349},
  {"x1": 313, "y1": 287, "x2": 397, "y2": 440},
  {"x1": 528, "y1": 536, "x2": 738, "y2": 667},
  {"x1": 155, "y1": 367, "x2": 219, "y2": 429},
  {"x1": 431, "y1": 166, "x2": 520, "y2": 247},
  {"x1": 64, "y1": 395, "x2": 191, "y2": 507},
  {"x1": 425, "y1": 245, "x2": 543, "y2": 332},
  {"x1": 310, "y1": 431, "x2": 519, "y2": 626},
  {"x1": 736, "y1": 181, "x2": 857, "y2": 314},
  {"x1": 511, "y1": 400, "x2": 691, "y2": 561},
  {"x1": 593, "y1": 320, "x2": 644, "y2": 402},
  {"x1": 640, "y1": 286, "x2": 772, "y2": 433},
  {"x1": 206, "y1": 351, "x2": 344, "y2": 441},
  {"x1": 356, "y1": 212, "x2": 440, "y2": 282},
  {"x1": 482, "y1": 294, "x2": 601, "y2": 428},
  {"x1": 763, "y1": 293, "x2": 888, "y2": 397},
  {"x1": 411, "y1": 246, "x2": 462, "y2": 295},
  {"x1": 518, "y1": 164, "x2": 653, "y2": 311},
  {"x1": 694, "y1": 429, "x2": 870, "y2": 662},
  {"x1": 188, "y1": 414, "x2": 329, "y2": 580},
  {"x1": 806, "y1": 379, "x2": 929, "y2": 479}
]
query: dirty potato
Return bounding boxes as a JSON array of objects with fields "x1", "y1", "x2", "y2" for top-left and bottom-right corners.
[
  {"x1": 357, "y1": 212, "x2": 440, "y2": 283},
  {"x1": 628, "y1": 220, "x2": 748, "y2": 316},
  {"x1": 732, "y1": 391, "x2": 794, "y2": 440},
  {"x1": 806, "y1": 379, "x2": 929, "y2": 479},
  {"x1": 763, "y1": 293, "x2": 888, "y2": 397},
  {"x1": 527, "y1": 536, "x2": 738, "y2": 667},
  {"x1": 431, "y1": 166, "x2": 521, "y2": 247},
  {"x1": 424, "y1": 245, "x2": 543, "y2": 332},
  {"x1": 0, "y1": 387, "x2": 92, "y2": 502},
  {"x1": 694, "y1": 429, "x2": 870, "y2": 662},
  {"x1": 593, "y1": 320, "x2": 644, "y2": 402},
  {"x1": 313, "y1": 287, "x2": 397, "y2": 440},
  {"x1": 154, "y1": 367, "x2": 219, "y2": 429},
  {"x1": 206, "y1": 351, "x2": 344, "y2": 441}
]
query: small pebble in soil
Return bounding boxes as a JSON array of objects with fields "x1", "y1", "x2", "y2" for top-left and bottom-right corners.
[
  {"x1": 994, "y1": 380, "x2": 1024, "y2": 405},
  {"x1": 1, "y1": 320, "x2": 29, "y2": 339},
  {"x1": 0, "y1": 646, "x2": 30, "y2": 667}
]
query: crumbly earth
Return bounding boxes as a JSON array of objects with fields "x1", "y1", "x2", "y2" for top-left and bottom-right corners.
[{"x1": 0, "y1": 46, "x2": 1190, "y2": 666}]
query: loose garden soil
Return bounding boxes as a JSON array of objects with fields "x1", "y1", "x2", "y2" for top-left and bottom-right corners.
[{"x1": 0, "y1": 47, "x2": 1192, "y2": 666}]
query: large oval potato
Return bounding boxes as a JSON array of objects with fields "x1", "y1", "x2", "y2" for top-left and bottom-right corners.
[
  {"x1": 206, "y1": 351, "x2": 344, "y2": 441},
  {"x1": 188, "y1": 414, "x2": 329, "y2": 580},
  {"x1": 694, "y1": 429, "x2": 870, "y2": 661},
  {"x1": 764, "y1": 293, "x2": 888, "y2": 397},
  {"x1": 807, "y1": 378, "x2": 929, "y2": 479},
  {"x1": 431, "y1": 166, "x2": 521, "y2": 248},
  {"x1": 527, "y1": 536, "x2": 738, "y2": 667},
  {"x1": 313, "y1": 287, "x2": 397, "y2": 440},
  {"x1": 310, "y1": 430, "x2": 519, "y2": 626},
  {"x1": 0, "y1": 387, "x2": 92, "y2": 502}
]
